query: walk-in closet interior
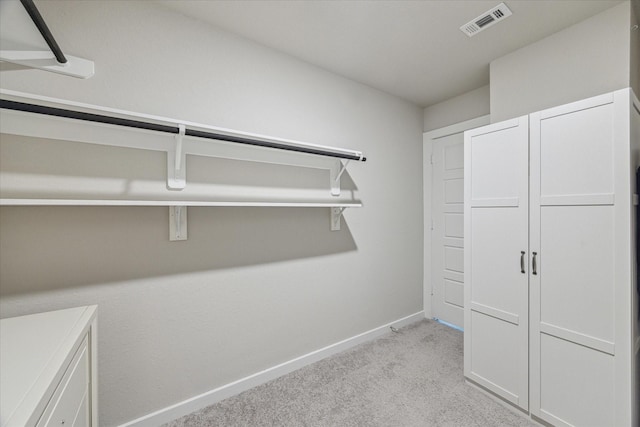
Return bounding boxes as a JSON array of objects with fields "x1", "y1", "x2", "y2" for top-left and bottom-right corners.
[{"x1": 1, "y1": 1, "x2": 639, "y2": 426}]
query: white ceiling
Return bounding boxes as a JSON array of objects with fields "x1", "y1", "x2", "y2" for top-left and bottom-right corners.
[{"x1": 159, "y1": 0, "x2": 622, "y2": 108}]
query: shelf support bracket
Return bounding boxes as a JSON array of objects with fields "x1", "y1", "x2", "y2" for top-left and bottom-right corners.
[
  {"x1": 330, "y1": 207, "x2": 347, "y2": 231},
  {"x1": 0, "y1": 51, "x2": 95, "y2": 79},
  {"x1": 167, "y1": 124, "x2": 186, "y2": 190},
  {"x1": 169, "y1": 206, "x2": 187, "y2": 241},
  {"x1": 330, "y1": 160, "x2": 349, "y2": 196}
]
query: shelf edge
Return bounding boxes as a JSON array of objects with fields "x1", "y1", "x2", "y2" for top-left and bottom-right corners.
[{"x1": 0, "y1": 199, "x2": 363, "y2": 208}]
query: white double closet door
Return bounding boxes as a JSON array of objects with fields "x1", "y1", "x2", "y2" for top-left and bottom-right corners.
[{"x1": 464, "y1": 91, "x2": 635, "y2": 427}]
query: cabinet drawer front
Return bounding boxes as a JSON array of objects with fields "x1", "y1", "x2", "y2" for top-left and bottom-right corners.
[{"x1": 37, "y1": 336, "x2": 89, "y2": 427}]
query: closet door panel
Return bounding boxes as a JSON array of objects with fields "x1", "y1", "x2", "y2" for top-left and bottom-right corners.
[
  {"x1": 470, "y1": 311, "x2": 521, "y2": 403},
  {"x1": 540, "y1": 334, "x2": 615, "y2": 427},
  {"x1": 464, "y1": 116, "x2": 529, "y2": 410},
  {"x1": 470, "y1": 208, "x2": 524, "y2": 317},
  {"x1": 539, "y1": 103, "x2": 614, "y2": 198},
  {"x1": 529, "y1": 92, "x2": 631, "y2": 425},
  {"x1": 539, "y1": 205, "x2": 615, "y2": 343},
  {"x1": 469, "y1": 125, "x2": 523, "y2": 201}
]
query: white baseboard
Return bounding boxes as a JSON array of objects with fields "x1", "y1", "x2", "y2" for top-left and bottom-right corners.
[{"x1": 120, "y1": 311, "x2": 425, "y2": 427}]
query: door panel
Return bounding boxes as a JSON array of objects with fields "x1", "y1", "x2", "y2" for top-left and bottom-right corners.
[
  {"x1": 470, "y1": 311, "x2": 522, "y2": 404},
  {"x1": 444, "y1": 212, "x2": 463, "y2": 237},
  {"x1": 539, "y1": 104, "x2": 614, "y2": 198},
  {"x1": 444, "y1": 246, "x2": 463, "y2": 273},
  {"x1": 530, "y1": 97, "x2": 619, "y2": 425},
  {"x1": 470, "y1": 208, "x2": 526, "y2": 317},
  {"x1": 469, "y1": 127, "x2": 524, "y2": 201},
  {"x1": 444, "y1": 279, "x2": 463, "y2": 308},
  {"x1": 540, "y1": 205, "x2": 615, "y2": 343},
  {"x1": 539, "y1": 334, "x2": 615, "y2": 427},
  {"x1": 444, "y1": 142, "x2": 464, "y2": 170},
  {"x1": 444, "y1": 178, "x2": 464, "y2": 203},
  {"x1": 464, "y1": 116, "x2": 529, "y2": 410}
]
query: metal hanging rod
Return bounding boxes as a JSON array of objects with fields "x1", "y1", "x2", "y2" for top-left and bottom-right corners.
[
  {"x1": 19, "y1": 0, "x2": 67, "y2": 64},
  {"x1": 0, "y1": 99, "x2": 367, "y2": 162}
]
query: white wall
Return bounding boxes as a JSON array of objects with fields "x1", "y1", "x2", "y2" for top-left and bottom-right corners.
[
  {"x1": 490, "y1": 2, "x2": 632, "y2": 122},
  {"x1": 422, "y1": 85, "x2": 489, "y2": 132},
  {"x1": 0, "y1": 2, "x2": 424, "y2": 426}
]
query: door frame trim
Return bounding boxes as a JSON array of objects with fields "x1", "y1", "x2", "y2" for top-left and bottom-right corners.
[{"x1": 423, "y1": 115, "x2": 490, "y2": 320}]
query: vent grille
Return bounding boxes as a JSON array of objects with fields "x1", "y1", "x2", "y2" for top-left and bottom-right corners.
[
  {"x1": 460, "y1": 2, "x2": 512, "y2": 37},
  {"x1": 476, "y1": 15, "x2": 495, "y2": 28}
]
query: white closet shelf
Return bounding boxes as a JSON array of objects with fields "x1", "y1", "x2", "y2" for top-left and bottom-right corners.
[
  {"x1": 0, "y1": 199, "x2": 363, "y2": 208},
  {"x1": 0, "y1": 198, "x2": 360, "y2": 237},
  {"x1": 0, "y1": 89, "x2": 365, "y2": 196},
  {"x1": 0, "y1": 90, "x2": 366, "y2": 237}
]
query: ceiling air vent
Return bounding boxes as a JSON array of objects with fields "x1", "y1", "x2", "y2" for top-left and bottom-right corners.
[{"x1": 460, "y1": 3, "x2": 512, "y2": 37}]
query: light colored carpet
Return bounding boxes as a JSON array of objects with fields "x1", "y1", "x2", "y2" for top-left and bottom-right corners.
[{"x1": 164, "y1": 319, "x2": 536, "y2": 426}]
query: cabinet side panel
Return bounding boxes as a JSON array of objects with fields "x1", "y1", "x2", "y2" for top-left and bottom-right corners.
[
  {"x1": 630, "y1": 92, "x2": 640, "y2": 427},
  {"x1": 612, "y1": 89, "x2": 634, "y2": 427}
]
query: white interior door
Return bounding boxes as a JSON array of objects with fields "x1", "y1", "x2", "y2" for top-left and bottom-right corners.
[
  {"x1": 424, "y1": 116, "x2": 489, "y2": 328},
  {"x1": 464, "y1": 116, "x2": 529, "y2": 410},
  {"x1": 431, "y1": 133, "x2": 465, "y2": 328}
]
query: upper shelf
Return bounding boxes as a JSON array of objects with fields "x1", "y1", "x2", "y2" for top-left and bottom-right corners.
[
  {"x1": 0, "y1": 89, "x2": 366, "y2": 196},
  {"x1": 0, "y1": 97, "x2": 366, "y2": 162},
  {"x1": 0, "y1": 89, "x2": 366, "y2": 161},
  {"x1": 0, "y1": 199, "x2": 363, "y2": 208}
]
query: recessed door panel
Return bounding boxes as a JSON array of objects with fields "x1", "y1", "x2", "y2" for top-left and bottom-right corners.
[
  {"x1": 444, "y1": 178, "x2": 463, "y2": 204},
  {"x1": 470, "y1": 123, "x2": 524, "y2": 201},
  {"x1": 444, "y1": 142, "x2": 464, "y2": 170},
  {"x1": 540, "y1": 205, "x2": 615, "y2": 343},
  {"x1": 444, "y1": 245, "x2": 463, "y2": 274},
  {"x1": 444, "y1": 279, "x2": 463, "y2": 308},
  {"x1": 470, "y1": 208, "x2": 525, "y2": 316},
  {"x1": 470, "y1": 311, "x2": 522, "y2": 405},
  {"x1": 540, "y1": 103, "x2": 614, "y2": 198},
  {"x1": 444, "y1": 212, "x2": 463, "y2": 238},
  {"x1": 540, "y1": 334, "x2": 615, "y2": 427}
]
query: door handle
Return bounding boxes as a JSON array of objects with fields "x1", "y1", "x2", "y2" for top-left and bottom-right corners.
[
  {"x1": 532, "y1": 252, "x2": 538, "y2": 275},
  {"x1": 520, "y1": 251, "x2": 525, "y2": 274}
]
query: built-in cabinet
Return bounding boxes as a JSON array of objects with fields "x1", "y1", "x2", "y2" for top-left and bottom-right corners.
[
  {"x1": 464, "y1": 89, "x2": 640, "y2": 426},
  {"x1": 0, "y1": 306, "x2": 98, "y2": 427}
]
